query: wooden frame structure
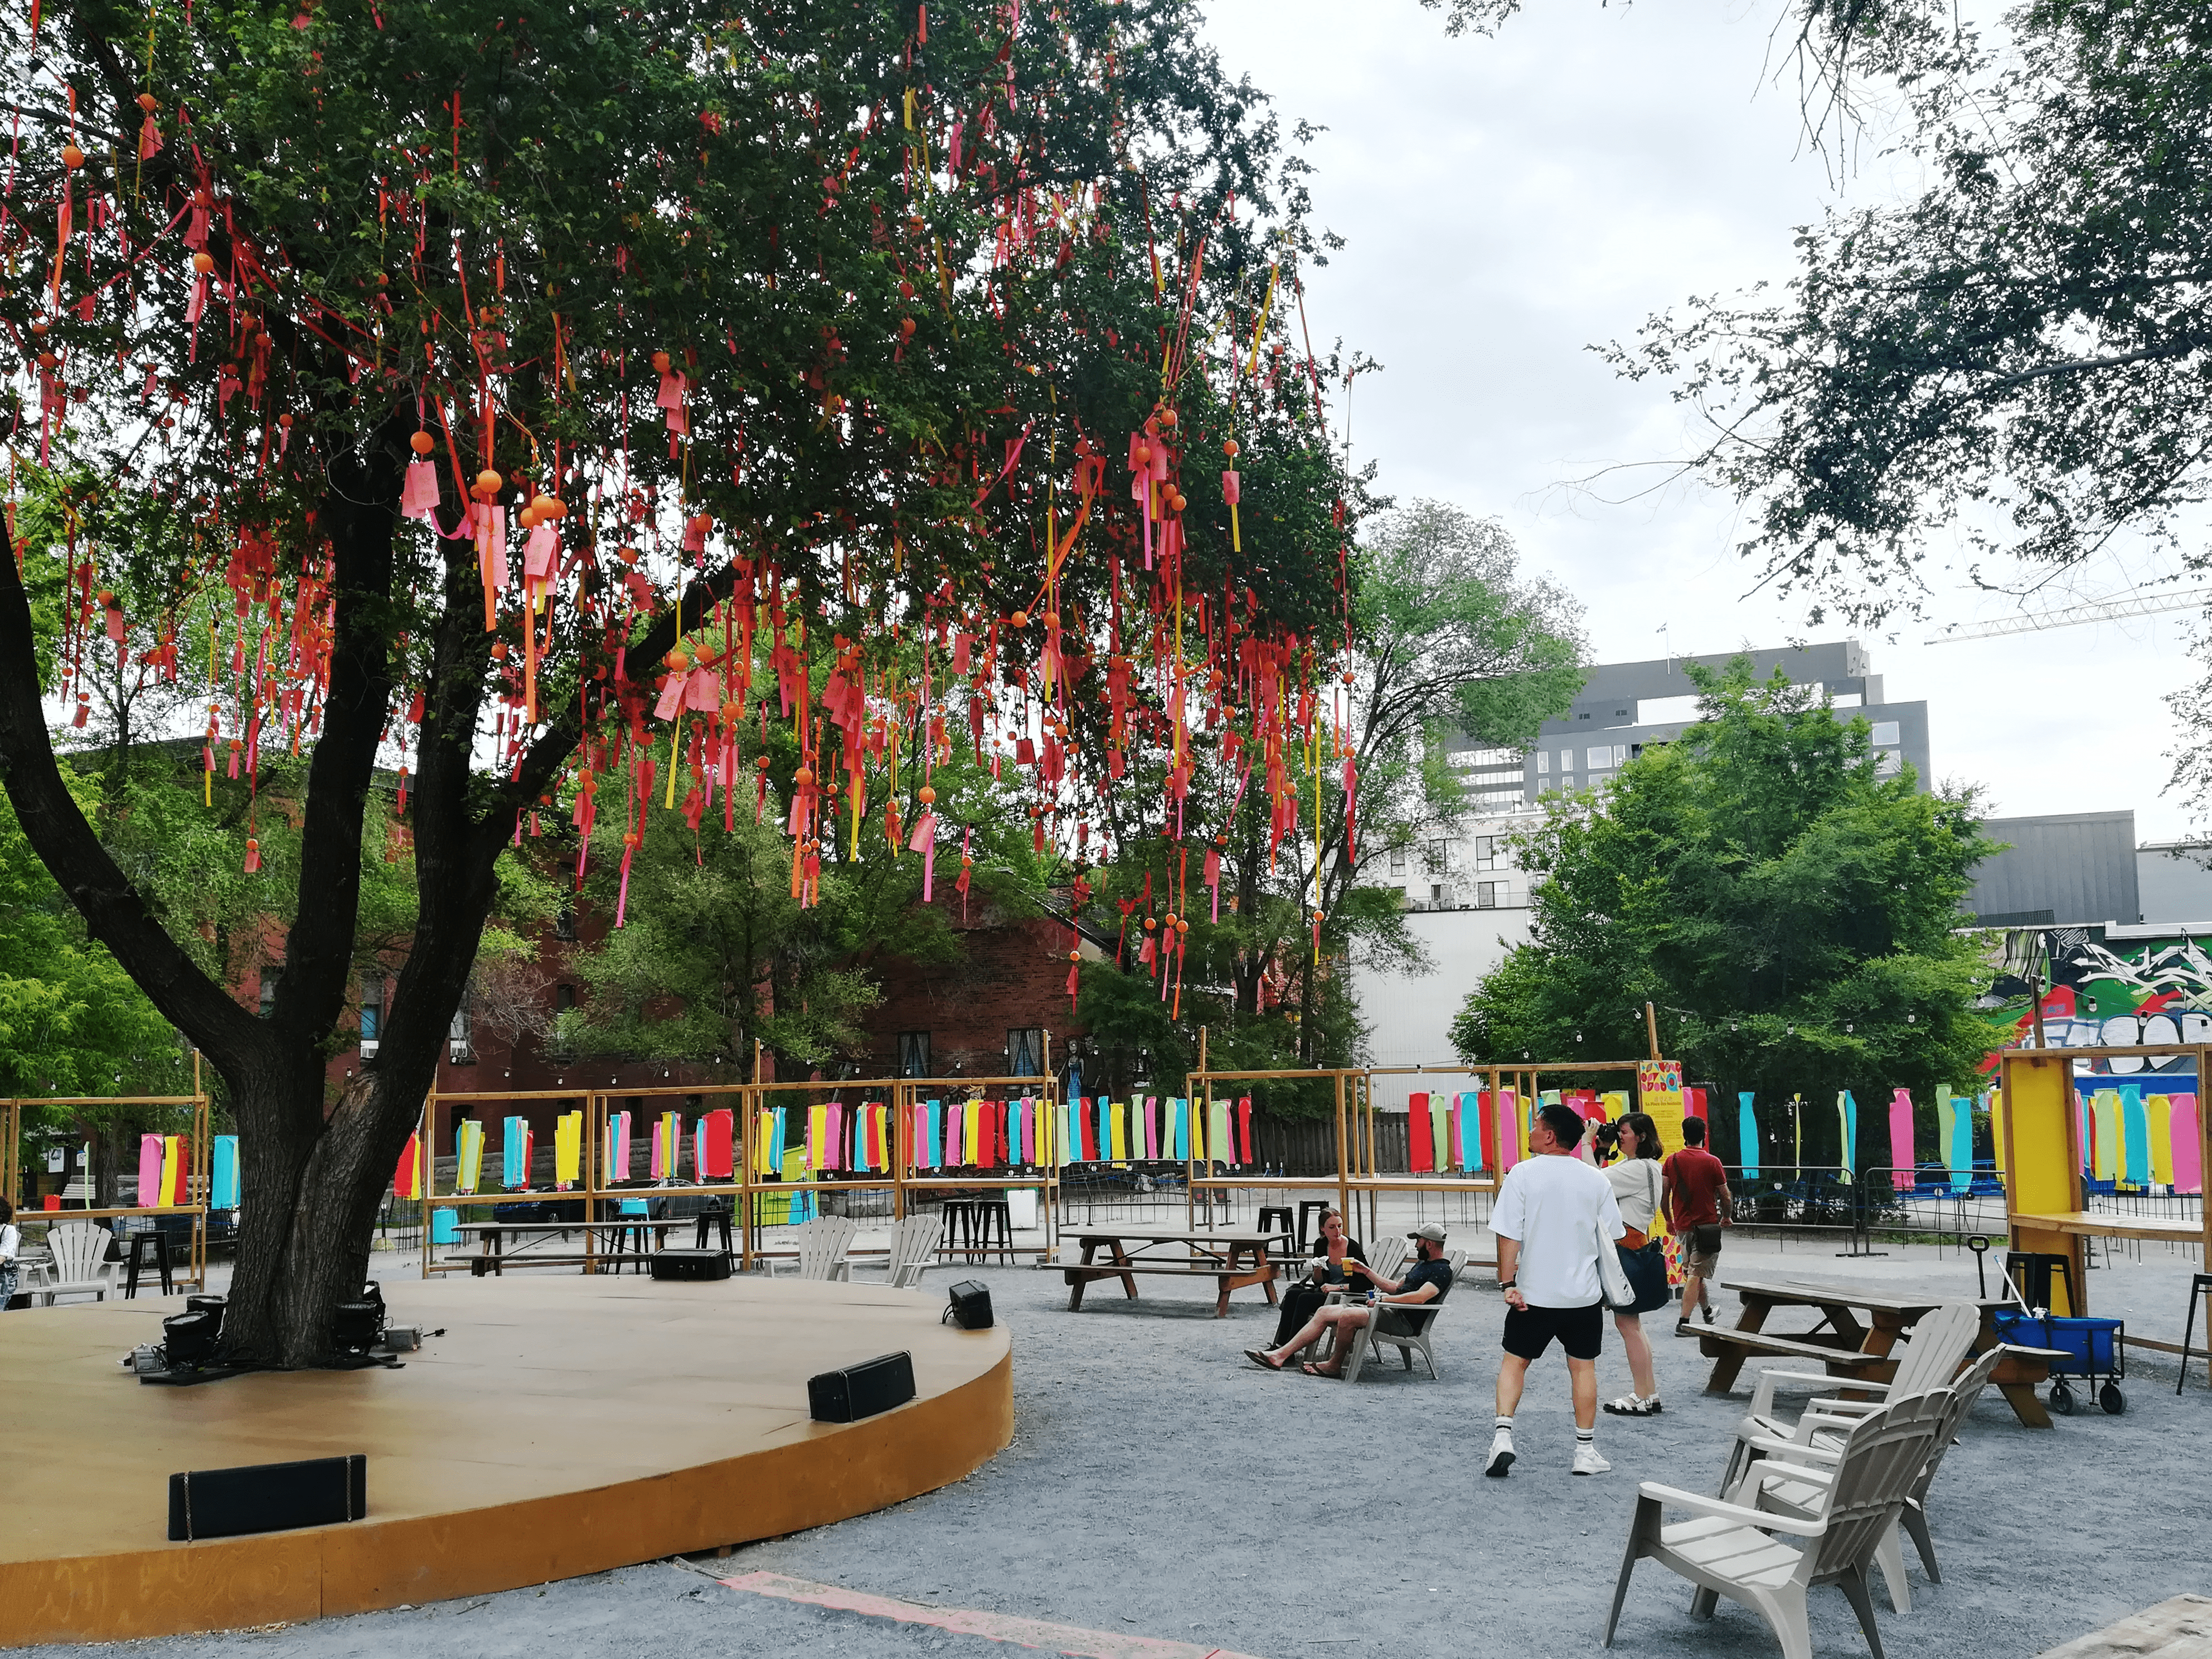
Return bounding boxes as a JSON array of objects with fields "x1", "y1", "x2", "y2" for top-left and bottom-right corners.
[
  {"x1": 0, "y1": 1073, "x2": 215, "y2": 1291},
  {"x1": 892, "y1": 1062, "x2": 1064, "y2": 1250},
  {"x1": 1998, "y1": 1041, "x2": 2212, "y2": 1327}
]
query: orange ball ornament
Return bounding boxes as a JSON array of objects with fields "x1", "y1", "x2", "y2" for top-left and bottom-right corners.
[
  {"x1": 652, "y1": 350, "x2": 672, "y2": 373},
  {"x1": 61, "y1": 143, "x2": 84, "y2": 169},
  {"x1": 918, "y1": 785, "x2": 936, "y2": 805},
  {"x1": 474, "y1": 468, "x2": 503, "y2": 497},
  {"x1": 192, "y1": 251, "x2": 215, "y2": 274},
  {"x1": 1010, "y1": 610, "x2": 1029, "y2": 628},
  {"x1": 1175, "y1": 918, "x2": 1190, "y2": 935},
  {"x1": 410, "y1": 430, "x2": 435, "y2": 454},
  {"x1": 1069, "y1": 950, "x2": 1081, "y2": 963},
  {"x1": 794, "y1": 766, "x2": 814, "y2": 785},
  {"x1": 1223, "y1": 438, "x2": 1240, "y2": 458}
]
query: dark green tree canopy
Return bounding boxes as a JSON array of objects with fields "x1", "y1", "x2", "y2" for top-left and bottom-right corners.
[{"x1": 1452, "y1": 662, "x2": 1998, "y2": 1146}]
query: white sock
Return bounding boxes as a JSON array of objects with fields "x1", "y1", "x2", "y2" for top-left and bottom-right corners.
[{"x1": 1494, "y1": 1415, "x2": 1514, "y2": 1437}]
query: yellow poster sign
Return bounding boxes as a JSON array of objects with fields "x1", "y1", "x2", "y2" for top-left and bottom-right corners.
[{"x1": 1637, "y1": 1060, "x2": 1687, "y2": 1153}]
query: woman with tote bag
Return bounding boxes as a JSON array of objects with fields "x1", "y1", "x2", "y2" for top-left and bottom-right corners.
[{"x1": 1597, "y1": 1113, "x2": 1670, "y2": 1415}]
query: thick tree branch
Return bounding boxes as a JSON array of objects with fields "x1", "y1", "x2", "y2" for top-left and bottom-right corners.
[{"x1": 0, "y1": 547, "x2": 265, "y2": 1062}]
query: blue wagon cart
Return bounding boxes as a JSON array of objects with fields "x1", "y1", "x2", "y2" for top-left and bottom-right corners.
[{"x1": 1993, "y1": 1309, "x2": 2126, "y2": 1415}]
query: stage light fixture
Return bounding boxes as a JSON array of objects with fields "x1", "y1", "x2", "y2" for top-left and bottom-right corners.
[
  {"x1": 161, "y1": 1309, "x2": 221, "y2": 1370},
  {"x1": 331, "y1": 1302, "x2": 381, "y2": 1356}
]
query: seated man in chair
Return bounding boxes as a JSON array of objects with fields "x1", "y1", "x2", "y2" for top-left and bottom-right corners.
[{"x1": 1246, "y1": 1224, "x2": 1454, "y2": 1375}]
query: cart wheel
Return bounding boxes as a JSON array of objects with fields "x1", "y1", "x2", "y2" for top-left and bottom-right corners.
[
  {"x1": 2099, "y1": 1382, "x2": 2126, "y2": 1415},
  {"x1": 2049, "y1": 1380, "x2": 2076, "y2": 1415}
]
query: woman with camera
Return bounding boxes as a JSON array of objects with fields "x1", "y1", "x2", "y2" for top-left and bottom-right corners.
[{"x1": 1595, "y1": 1113, "x2": 1670, "y2": 1416}]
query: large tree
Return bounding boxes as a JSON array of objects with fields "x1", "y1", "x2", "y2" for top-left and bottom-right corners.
[
  {"x1": 1451, "y1": 662, "x2": 1998, "y2": 1162},
  {"x1": 0, "y1": 0, "x2": 1351, "y2": 1362}
]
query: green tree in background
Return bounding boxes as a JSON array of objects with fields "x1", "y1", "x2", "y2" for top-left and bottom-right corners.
[{"x1": 1451, "y1": 661, "x2": 1998, "y2": 1166}]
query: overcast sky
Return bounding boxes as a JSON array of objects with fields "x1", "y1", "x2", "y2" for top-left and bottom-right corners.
[{"x1": 1201, "y1": 0, "x2": 2205, "y2": 842}]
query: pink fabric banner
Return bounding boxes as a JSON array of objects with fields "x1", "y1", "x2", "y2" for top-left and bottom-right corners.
[
  {"x1": 1890, "y1": 1088, "x2": 1916, "y2": 1190},
  {"x1": 2173, "y1": 1094, "x2": 2203, "y2": 1195},
  {"x1": 138, "y1": 1134, "x2": 163, "y2": 1206}
]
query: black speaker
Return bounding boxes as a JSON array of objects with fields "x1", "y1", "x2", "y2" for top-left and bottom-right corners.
[
  {"x1": 807, "y1": 1351, "x2": 915, "y2": 1423},
  {"x1": 161, "y1": 1309, "x2": 221, "y2": 1369},
  {"x1": 185, "y1": 1294, "x2": 227, "y2": 1337},
  {"x1": 332, "y1": 1301, "x2": 382, "y2": 1356},
  {"x1": 167, "y1": 1454, "x2": 366, "y2": 1541},
  {"x1": 945, "y1": 1279, "x2": 994, "y2": 1330},
  {"x1": 649, "y1": 1248, "x2": 733, "y2": 1281}
]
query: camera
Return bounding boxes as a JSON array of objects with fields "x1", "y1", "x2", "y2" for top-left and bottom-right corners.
[{"x1": 1593, "y1": 1122, "x2": 1621, "y2": 1158}]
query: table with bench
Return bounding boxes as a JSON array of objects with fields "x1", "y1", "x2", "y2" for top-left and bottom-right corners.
[
  {"x1": 1049, "y1": 1226, "x2": 1288, "y2": 1317},
  {"x1": 1697, "y1": 1275, "x2": 2068, "y2": 1428},
  {"x1": 447, "y1": 1219, "x2": 689, "y2": 1275}
]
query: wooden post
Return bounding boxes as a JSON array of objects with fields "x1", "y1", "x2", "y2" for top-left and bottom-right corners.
[
  {"x1": 2029, "y1": 972, "x2": 2050, "y2": 1050},
  {"x1": 1644, "y1": 1002, "x2": 1661, "y2": 1064},
  {"x1": 1041, "y1": 1031, "x2": 1055, "y2": 1251},
  {"x1": 583, "y1": 1089, "x2": 600, "y2": 1275},
  {"x1": 418, "y1": 1089, "x2": 435, "y2": 1282},
  {"x1": 1333, "y1": 1070, "x2": 1350, "y2": 1227}
]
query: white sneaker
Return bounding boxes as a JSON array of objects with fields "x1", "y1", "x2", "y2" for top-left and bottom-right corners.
[
  {"x1": 1572, "y1": 1442, "x2": 1611, "y2": 1476},
  {"x1": 1484, "y1": 1431, "x2": 1516, "y2": 1477}
]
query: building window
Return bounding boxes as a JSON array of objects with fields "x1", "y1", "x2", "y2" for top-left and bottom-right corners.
[
  {"x1": 554, "y1": 904, "x2": 578, "y2": 942},
  {"x1": 1471, "y1": 836, "x2": 1499, "y2": 870},
  {"x1": 555, "y1": 984, "x2": 576, "y2": 1014},
  {"x1": 898, "y1": 1031, "x2": 932, "y2": 1078},
  {"x1": 1389, "y1": 846, "x2": 1406, "y2": 875},
  {"x1": 259, "y1": 967, "x2": 282, "y2": 1019},
  {"x1": 360, "y1": 972, "x2": 384, "y2": 1049},
  {"x1": 1875, "y1": 750, "x2": 1903, "y2": 777},
  {"x1": 1536, "y1": 750, "x2": 1550, "y2": 775},
  {"x1": 1476, "y1": 881, "x2": 1502, "y2": 909},
  {"x1": 1870, "y1": 720, "x2": 1901, "y2": 748},
  {"x1": 1559, "y1": 748, "x2": 1574, "y2": 771},
  {"x1": 1426, "y1": 839, "x2": 1450, "y2": 874},
  {"x1": 448, "y1": 1001, "x2": 474, "y2": 1064},
  {"x1": 1007, "y1": 1027, "x2": 1044, "y2": 1076}
]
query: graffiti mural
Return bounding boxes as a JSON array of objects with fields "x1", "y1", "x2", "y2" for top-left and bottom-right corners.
[{"x1": 1982, "y1": 926, "x2": 2212, "y2": 1075}]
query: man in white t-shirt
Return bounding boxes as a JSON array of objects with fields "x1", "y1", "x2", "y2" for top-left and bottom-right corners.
[{"x1": 1486, "y1": 1102, "x2": 1623, "y2": 1477}]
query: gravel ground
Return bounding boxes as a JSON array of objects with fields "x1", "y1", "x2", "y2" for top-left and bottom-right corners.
[{"x1": 23, "y1": 1241, "x2": 2210, "y2": 1659}]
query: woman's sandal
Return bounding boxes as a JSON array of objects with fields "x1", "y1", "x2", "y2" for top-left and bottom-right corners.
[{"x1": 1603, "y1": 1394, "x2": 1661, "y2": 1416}]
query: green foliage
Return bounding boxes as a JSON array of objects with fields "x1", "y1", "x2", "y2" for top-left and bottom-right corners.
[{"x1": 1451, "y1": 661, "x2": 1998, "y2": 1163}]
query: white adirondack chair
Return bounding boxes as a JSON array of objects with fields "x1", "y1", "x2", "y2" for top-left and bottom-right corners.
[
  {"x1": 1722, "y1": 1302, "x2": 1982, "y2": 1500},
  {"x1": 40, "y1": 1222, "x2": 119, "y2": 1304},
  {"x1": 772, "y1": 1215, "x2": 858, "y2": 1282},
  {"x1": 1360, "y1": 1235, "x2": 1410, "y2": 1287},
  {"x1": 1604, "y1": 1389, "x2": 1948, "y2": 1659},
  {"x1": 1739, "y1": 1342, "x2": 2009, "y2": 1614},
  {"x1": 847, "y1": 1214, "x2": 943, "y2": 1289}
]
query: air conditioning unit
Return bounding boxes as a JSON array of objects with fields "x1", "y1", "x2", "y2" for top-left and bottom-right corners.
[
  {"x1": 447, "y1": 1041, "x2": 474, "y2": 1065},
  {"x1": 360, "y1": 1040, "x2": 379, "y2": 1059}
]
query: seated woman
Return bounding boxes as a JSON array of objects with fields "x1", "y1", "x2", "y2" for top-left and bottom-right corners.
[
  {"x1": 1246, "y1": 1224, "x2": 1454, "y2": 1377},
  {"x1": 1268, "y1": 1208, "x2": 1366, "y2": 1348}
]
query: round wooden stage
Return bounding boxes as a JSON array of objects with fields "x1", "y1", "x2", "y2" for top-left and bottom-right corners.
[{"x1": 0, "y1": 1274, "x2": 1012, "y2": 1646}]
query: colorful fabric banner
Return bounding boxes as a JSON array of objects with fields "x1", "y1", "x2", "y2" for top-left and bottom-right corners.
[
  {"x1": 1495, "y1": 1089, "x2": 1520, "y2": 1173},
  {"x1": 2119, "y1": 1085, "x2": 2150, "y2": 1187},
  {"x1": 1458, "y1": 1092, "x2": 1483, "y2": 1173},
  {"x1": 1889, "y1": 1089, "x2": 1914, "y2": 1189},
  {"x1": 2147, "y1": 1094, "x2": 2175, "y2": 1188},
  {"x1": 1737, "y1": 1093, "x2": 1759, "y2": 1181},
  {"x1": 2174, "y1": 1094, "x2": 2203, "y2": 1194},
  {"x1": 1409, "y1": 1093, "x2": 1434, "y2": 1173},
  {"x1": 1240, "y1": 1096, "x2": 1256, "y2": 1165},
  {"x1": 393, "y1": 1133, "x2": 421, "y2": 1199},
  {"x1": 1989, "y1": 1085, "x2": 2007, "y2": 1173},
  {"x1": 603, "y1": 1112, "x2": 629, "y2": 1186},
  {"x1": 1948, "y1": 1091, "x2": 1973, "y2": 1191},
  {"x1": 504, "y1": 1116, "x2": 532, "y2": 1189},
  {"x1": 1937, "y1": 1090, "x2": 1961, "y2": 1181},
  {"x1": 137, "y1": 1133, "x2": 163, "y2": 1206},
  {"x1": 700, "y1": 1109, "x2": 735, "y2": 1180},
  {"x1": 1837, "y1": 1091, "x2": 1857, "y2": 1180},
  {"x1": 555, "y1": 1111, "x2": 583, "y2": 1189},
  {"x1": 163, "y1": 1136, "x2": 190, "y2": 1205},
  {"x1": 211, "y1": 1135, "x2": 240, "y2": 1210},
  {"x1": 1207, "y1": 1098, "x2": 1232, "y2": 1167}
]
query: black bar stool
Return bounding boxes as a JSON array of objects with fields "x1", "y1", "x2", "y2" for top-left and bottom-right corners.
[
  {"x1": 122, "y1": 1231, "x2": 173, "y2": 1299},
  {"x1": 939, "y1": 1198, "x2": 978, "y2": 1258},
  {"x1": 1257, "y1": 1205, "x2": 1293, "y2": 1248},
  {"x1": 693, "y1": 1201, "x2": 733, "y2": 1255},
  {"x1": 2005, "y1": 1250, "x2": 2078, "y2": 1315},
  {"x1": 2179, "y1": 1273, "x2": 2212, "y2": 1396},
  {"x1": 1296, "y1": 1200, "x2": 1334, "y2": 1253},
  {"x1": 969, "y1": 1197, "x2": 1013, "y2": 1263}
]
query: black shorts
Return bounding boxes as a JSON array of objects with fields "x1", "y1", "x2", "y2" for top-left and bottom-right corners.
[{"x1": 1502, "y1": 1301, "x2": 1604, "y2": 1362}]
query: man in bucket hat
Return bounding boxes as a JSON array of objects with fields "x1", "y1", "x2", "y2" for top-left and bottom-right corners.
[{"x1": 1245, "y1": 1222, "x2": 1454, "y2": 1377}]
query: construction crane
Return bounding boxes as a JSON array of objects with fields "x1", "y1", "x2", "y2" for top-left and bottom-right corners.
[{"x1": 1925, "y1": 584, "x2": 2212, "y2": 644}]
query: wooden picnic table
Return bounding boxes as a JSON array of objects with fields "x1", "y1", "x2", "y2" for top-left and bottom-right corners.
[
  {"x1": 449, "y1": 1218, "x2": 686, "y2": 1276},
  {"x1": 1051, "y1": 1226, "x2": 1288, "y2": 1317},
  {"x1": 1699, "y1": 1275, "x2": 2064, "y2": 1429}
]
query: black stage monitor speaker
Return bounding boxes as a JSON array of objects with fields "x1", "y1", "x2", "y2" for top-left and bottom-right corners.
[
  {"x1": 649, "y1": 1248, "x2": 733, "y2": 1281},
  {"x1": 808, "y1": 1351, "x2": 915, "y2": 1423},
  {"x1": 167, "y1": 1454, "x2": 367, "y2": 1541},
  {"x1": 945, "y1": 1280, "x2": 994, "y2": 1330}
]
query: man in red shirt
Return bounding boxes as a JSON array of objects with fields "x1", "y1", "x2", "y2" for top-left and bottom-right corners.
[{"x1": 1661, "y1": 1117, "x2": 1731, "y2": 1334}]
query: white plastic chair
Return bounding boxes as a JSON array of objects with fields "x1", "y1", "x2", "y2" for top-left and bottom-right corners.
[
  {"x1": 1722, "y1": 1302, "x2": 1981, "y2": 1498},
  {"x1": 849, "y1": 1214, "x2": 943, "y2": 1289},
  {"x1": 1605, "y1": 1390, "x2": 1948, "y2": 1659},
  {"x1": 39, "y1": 1222, "x2": 119, "y2": 1304},
  {"x1": 771, "y1": 1215, "x2": 858, "y2": 1281},
  {"x1": 1739, "y1": 1342, "x2": 2009, "y2": 1614},
  {"x1": 1341, "y1": 1294, "x2": 1451, "y2": 1382}
]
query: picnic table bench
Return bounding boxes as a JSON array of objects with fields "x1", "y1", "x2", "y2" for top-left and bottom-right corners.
[
  {"x1": 447, "y1": 1218, "x2": 690, "y2": 1275},
  {"x1": 1698, "y1": 1275, "x2": 2069, "y2": 1428},
  {"x1": 1046, "y1": 1226, "x2": 1288, "y2": 1317}
]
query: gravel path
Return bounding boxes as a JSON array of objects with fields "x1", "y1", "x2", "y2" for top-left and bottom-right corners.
[{"x1": 24, "y1": 1243, "x2": 2209, "y2": 1659}]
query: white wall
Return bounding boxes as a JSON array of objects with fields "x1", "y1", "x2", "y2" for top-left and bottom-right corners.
[{"x1": 1351, "y1": 906, "x2": 1534, "y2": 1112}]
